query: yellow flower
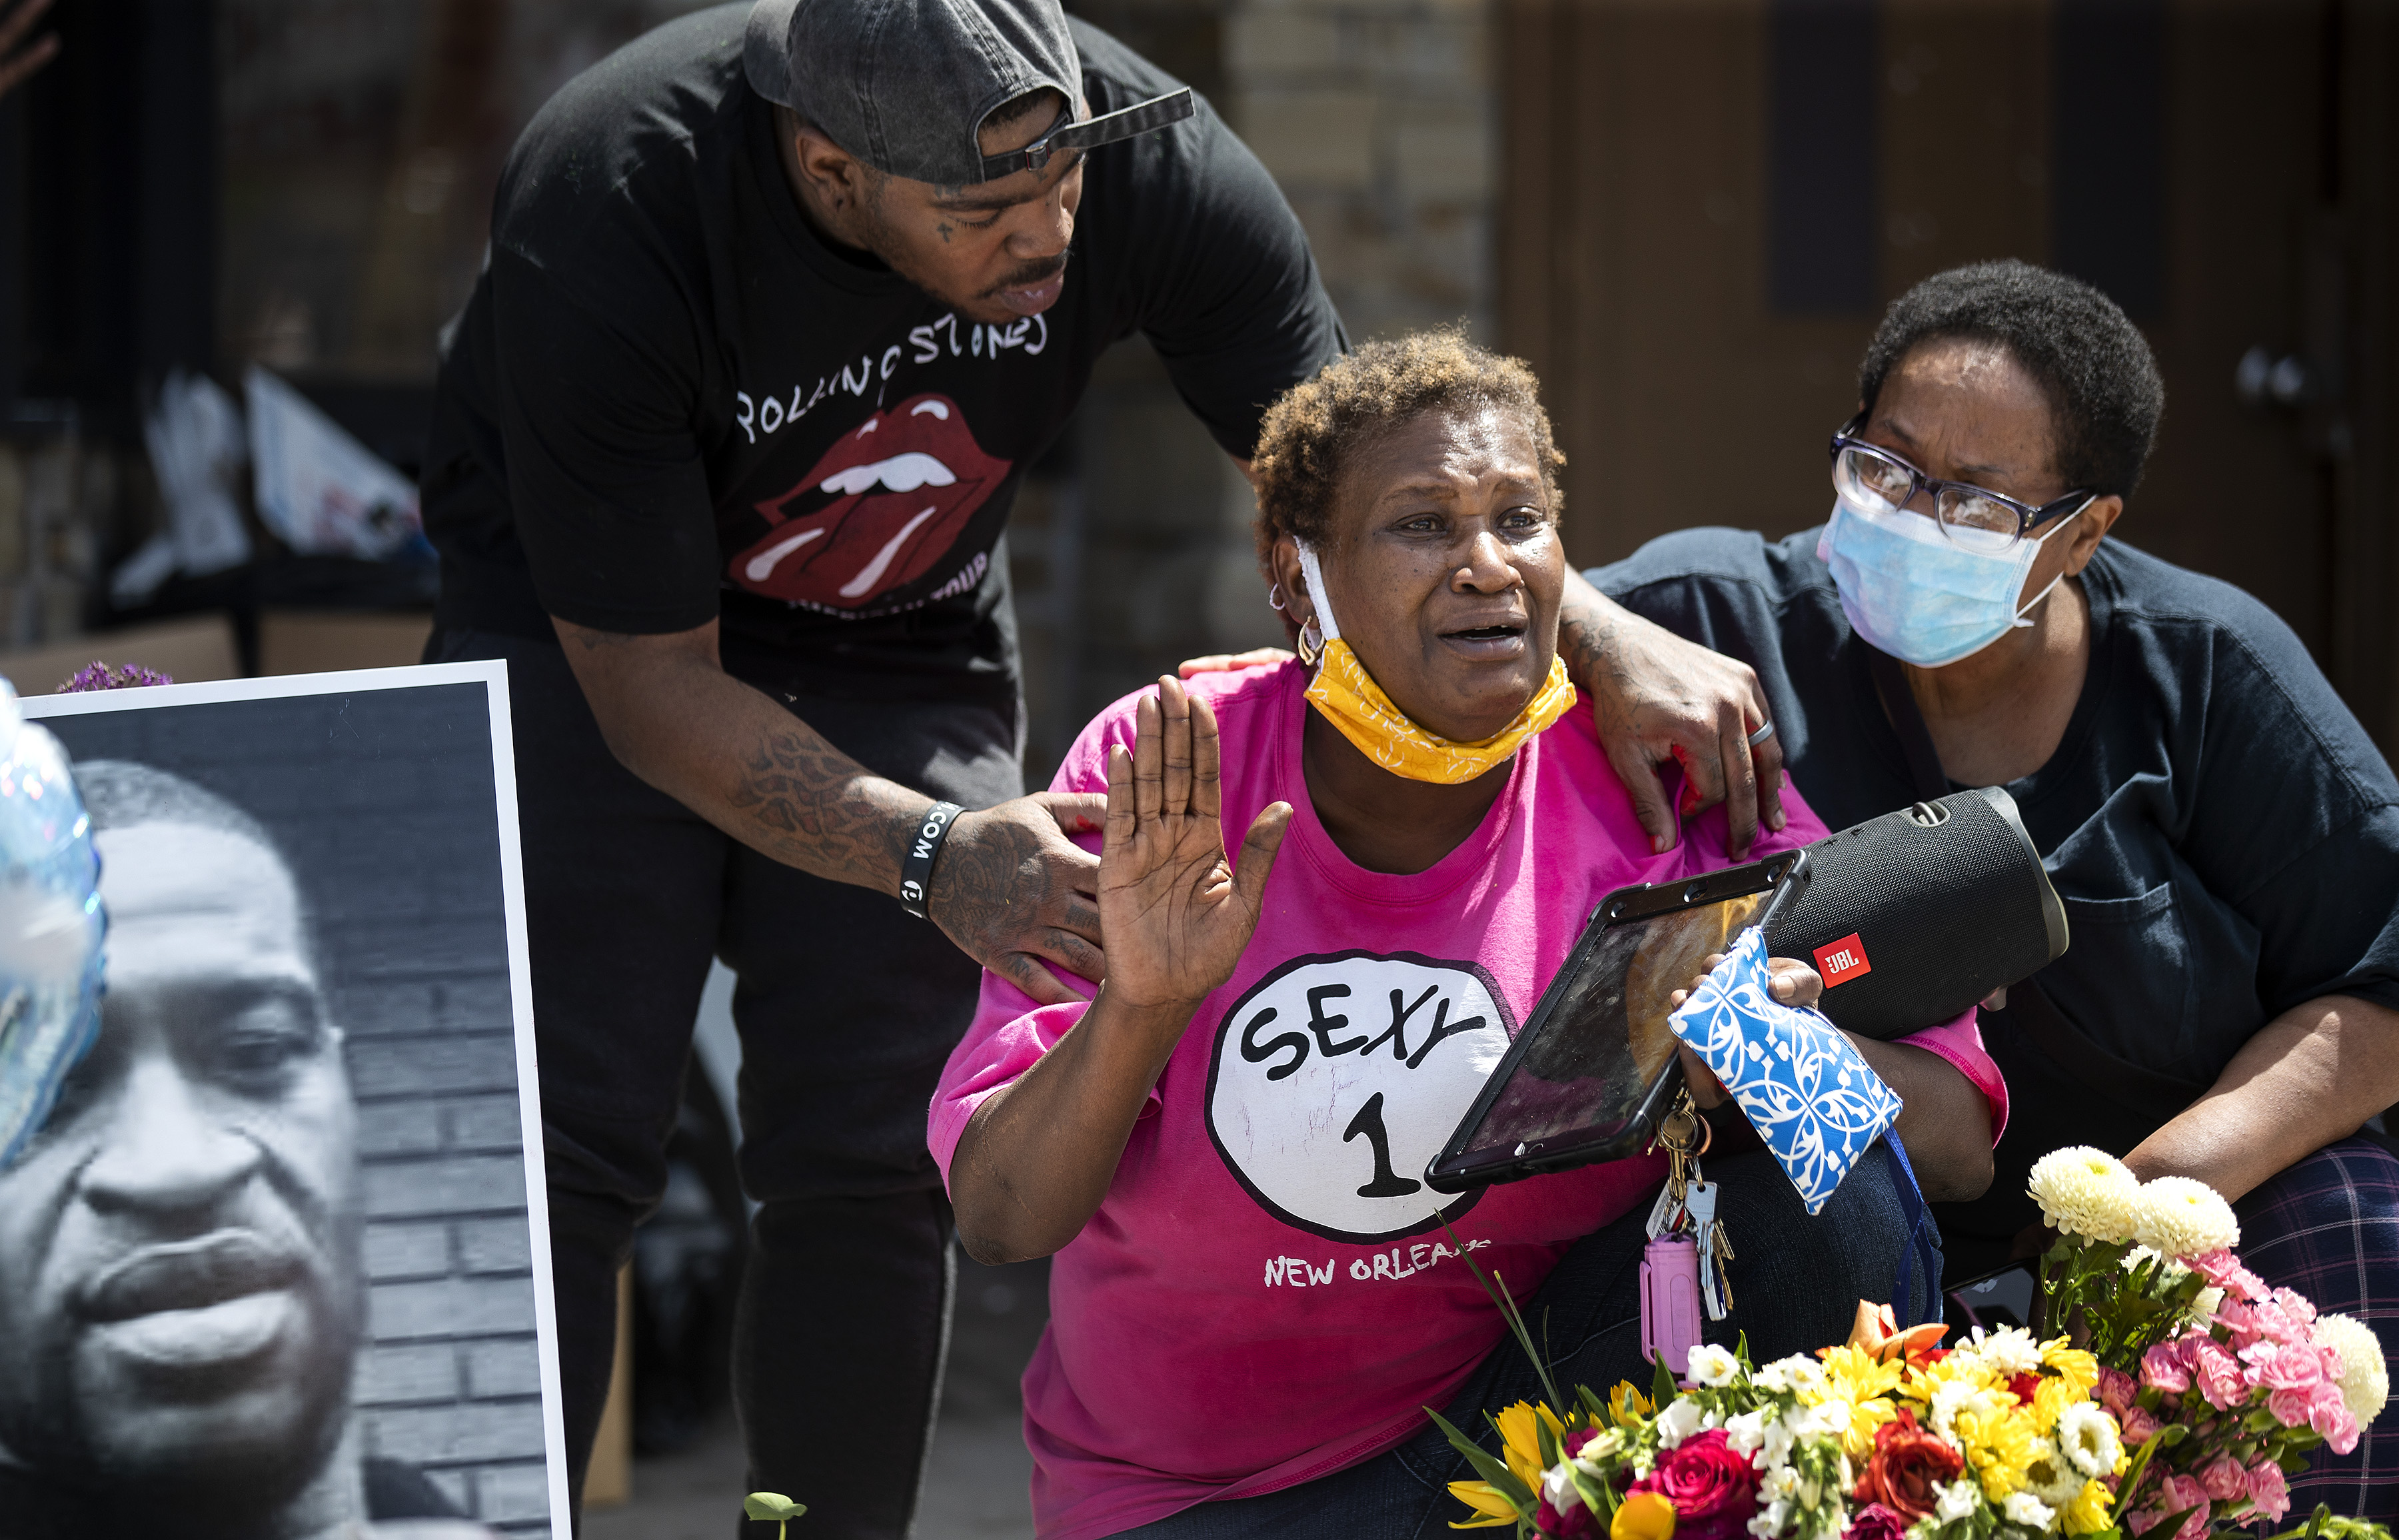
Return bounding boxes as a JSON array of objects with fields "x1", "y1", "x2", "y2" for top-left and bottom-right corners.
[
  {"x1": 1613, "y1": 1491, "x2": 1679, "y2": 1540},
  {"x1": 1493, "y1": 1401, "x2": 1565, "y2": 1491},
  {"x1": 1447, "y1": 1480, "x2": 1523, "y2": 1529},
  {"x1": 1606, "y1": 1381, "x2": 1655, "y2": 1429},
  {"x1": 2061, "y1": 1477, "x2": 2114, "y2": 1535},
  {"x1": 2039, "y1": 1339, "x2": 2099, "y2": 1401},
  {"x1": 2030, "y1": 1376, "x2": 2079, "y2": 1432},
  {"x1": 1956, "y1": 1402, "x2": 2038, "y2": 1501},
  {"x1": 1823, "y1": 1345, "x2": 1905, "y2": 1405}
]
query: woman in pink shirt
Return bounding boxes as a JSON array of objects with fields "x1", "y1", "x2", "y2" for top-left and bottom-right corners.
[{"x1": 930, "y1": 335, "x2": 2006, "y2": 1539}]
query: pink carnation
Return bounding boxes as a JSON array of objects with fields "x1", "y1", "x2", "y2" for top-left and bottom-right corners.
[
  {"x1": 2245, "y1": 1459, "x2": 2291, "y2": 1524},
  {"x1": 2098, "y1": 1365, "x2": 2140, "y2": 1417},
  {"x1": 2142, "y1": 1338, "x2": 2194, "y2": 1394},
  {"x1": 2131, "y1": 1474, "x2": 2212, "y2": 1540},
  {"x1": 2246, "y1": 1340, "x2": 2328, "y2": 1393},
  {"x1": 2190, "y1": 1249, "x2": 2270, "y2": 1301},
  {"x1": 2308, "y1": 1381, "x2": 2361, "y2": 1455},
  {"x1": 2270, "y1": 1287, "x2": 2318, "y2": 1327},
  {"x1": 2268, "y1": 1385, "x2": 2318, "y2": 1430},
  {"x1": 2192, "y1": 1337, "x2": 2250, "y2": 1409},
  {"x1": 2121, "y1": 1403, "x2": 2164, "y2": 1445},
  {"x1": 2199, "y1": 1455, "x2": 2247, "y2": 1501},
  {"x1": 2250, "y1": 1300, "x2": 2310, "y2": 1349}
]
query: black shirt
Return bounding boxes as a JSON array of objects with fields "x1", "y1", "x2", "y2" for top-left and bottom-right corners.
[
  {"x1": 422, "y1": 4, "x2": 1344, "y2": 709},
  {"x1": 1593, "y1": 527, "x2": 2399, "y2": 1258}
]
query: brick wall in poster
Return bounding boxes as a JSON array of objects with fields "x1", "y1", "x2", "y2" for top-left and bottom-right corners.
[{"x1": 38, "y1": 679, "x2": 552, "y2": 1535}]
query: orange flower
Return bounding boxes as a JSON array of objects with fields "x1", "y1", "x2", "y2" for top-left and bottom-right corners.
[{"x1": 1845, "y1": 1300, "x2": 1950, "y2": 1367}]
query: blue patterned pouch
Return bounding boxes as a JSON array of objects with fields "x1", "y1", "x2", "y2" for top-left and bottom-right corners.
[{"x1": 1666, "y1": 928, "x2": 1901, "y2": 1215}]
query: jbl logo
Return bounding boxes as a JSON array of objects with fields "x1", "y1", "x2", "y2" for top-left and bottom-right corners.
[{"x1": 1813, "y1": 932, "x2": 1872, "y2": 988}]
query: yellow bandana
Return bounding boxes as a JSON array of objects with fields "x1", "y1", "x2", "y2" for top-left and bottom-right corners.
[{"x1": 1295, "y1": 542, "x2": 1577, "y2": 785}]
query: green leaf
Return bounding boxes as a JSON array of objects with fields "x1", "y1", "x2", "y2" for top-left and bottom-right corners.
[
  {"x1": 1536, "y1": 1415, "x2": 1561, "y2": 1475},
  {"x1": 744, "y1": 1493, "x2": 807, "y2": 1521},
  {"x1": 1567, "y1": 1461, "x2": 1611, "y2": 1518},
  {"x1": 1651, "y1": 1353, "x2": 1678, "y2": 1407},
  {"x1": 1577, "y1": 1384, "x2": 1609, "y2": 1423},
  {"x1": 1427, "y1": 1408, "x2": 1533, "y2": 1507}
]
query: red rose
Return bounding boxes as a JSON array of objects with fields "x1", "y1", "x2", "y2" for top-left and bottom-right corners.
[
  {"x1": 1847, "y1": 1503, "x2": 1911, "y2": 1540},
  {"x1": 1851, "y1": 1408, "x2": 1965, "y2": 1522},
  {"x1": 1629, "y1": 1430, "x2": 1759, "y2": 1540}
]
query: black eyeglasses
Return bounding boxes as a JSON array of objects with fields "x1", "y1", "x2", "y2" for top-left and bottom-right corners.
[{"x1": 1828, "y1": 414, "x2": 2094, "y2": 554}]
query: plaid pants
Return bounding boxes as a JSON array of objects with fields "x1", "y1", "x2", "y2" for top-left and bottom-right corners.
[{"x1": 2234, "y1": 1136, "x2": 2399, "y2": 1521}]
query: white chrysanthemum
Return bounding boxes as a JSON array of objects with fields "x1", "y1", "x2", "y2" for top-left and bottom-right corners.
[
  {"x1": 2120, "y1": 1243, "x2": 2190, "y2": 1283},
  {"x1": 2129, "y1": 1175, "x2": 2240, "y2": 1259},
  {"x1": 1929, "y1": 1378, "x2": 1976, "y2": 1435},
  {"x1": 1687, "y1": 1342, "x2": 1741, "y2": 1387},
  {"x1": 1936, "y1": 1477, "x2": 1983, "y2": 1523},
  {"x1": 2020, "y1": 1435, "x2": 2084, "y2": 1507},
  {"x1": 1978, "y1": 1326, "x2": 2045, "y2": 1377},
  {"x1": 1658, "y1": 1395, "x2": 1706, "y2": 1447},
  {"x1": 2026, "y1": 1146, "x2": 2141, "y2": 1243},
  {"x1": 2316, "y1": 1313, "x2": 2392, "y2": 1423},
  {"x1": 2003, "y1": 1491, "x2": 2058, "y2": 1531},
  {"x1": 2054, "y1": 1401, "x2": 2122, "y2": 1479}
]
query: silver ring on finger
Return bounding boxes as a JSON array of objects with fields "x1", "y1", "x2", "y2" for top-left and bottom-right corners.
[{"x1": 1747, "y1": 719, "x2": 1777, "y2": 748}]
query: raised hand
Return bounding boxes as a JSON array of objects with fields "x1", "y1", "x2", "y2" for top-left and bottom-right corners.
[{"x1": 1098, "y1": 676, "x2": 1290, "y2": 1011}]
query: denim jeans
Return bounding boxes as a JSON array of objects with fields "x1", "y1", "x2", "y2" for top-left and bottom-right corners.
[{"x1": 1114, "y1": 1142, "x2": 1938, "y2": 1538}]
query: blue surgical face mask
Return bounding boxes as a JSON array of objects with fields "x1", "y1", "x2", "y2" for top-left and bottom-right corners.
[{"x1": 1817, "y1": 491, "x2": 2084, "y2": 668}]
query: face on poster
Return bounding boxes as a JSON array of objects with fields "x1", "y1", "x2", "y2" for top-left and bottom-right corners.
[{"x1": 1, "y1": 663, "x2": 566, "y2": 1540}]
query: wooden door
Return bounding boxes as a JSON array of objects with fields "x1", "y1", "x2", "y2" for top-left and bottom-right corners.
[{"x1": 1502, "y1": 0, "x2": 2399, "y2": 745}]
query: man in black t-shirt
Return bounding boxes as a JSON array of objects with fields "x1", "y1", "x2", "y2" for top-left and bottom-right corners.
[{"x1": 420, "y1": 1, "x2": 1795, "y2": 1527}]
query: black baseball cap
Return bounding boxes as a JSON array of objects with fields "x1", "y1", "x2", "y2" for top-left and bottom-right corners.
[{"x1": 744, "y1": 0, "x2": 1195, "y2": 187}]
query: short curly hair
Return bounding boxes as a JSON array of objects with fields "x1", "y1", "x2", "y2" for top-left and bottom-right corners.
[
  {"x1": 1250, "y1": 332, "x2": 1565, "y2": 633},
  {"x1": 1859, "y1": 260, "x2": 2165, "y2": 497}
]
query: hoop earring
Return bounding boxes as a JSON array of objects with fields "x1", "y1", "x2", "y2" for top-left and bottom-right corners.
[
  {"x1": 1268, "y1": 583, "x2": 1288, "y2": 612},
  {"x1": 1297, "y1": 616, "x2": 1323, "y2": 668}
]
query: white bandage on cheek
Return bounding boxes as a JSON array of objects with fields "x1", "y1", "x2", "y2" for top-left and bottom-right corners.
[{"x1": 1294, "y1": 540, "x2": 1342, "y2": 642}]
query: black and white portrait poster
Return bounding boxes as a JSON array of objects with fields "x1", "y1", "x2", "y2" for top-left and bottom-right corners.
[{"x1": 5, "y1": 663, "x2": 567, "y2": 1539}]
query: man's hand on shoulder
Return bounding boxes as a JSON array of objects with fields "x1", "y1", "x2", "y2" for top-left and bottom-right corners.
[
  {"x1": 930, "y1": 792, "x2": 1109, "y2": 1006},
  {"x1": 1555, "y1": 570, "x2": 1787, "y2": 858}
]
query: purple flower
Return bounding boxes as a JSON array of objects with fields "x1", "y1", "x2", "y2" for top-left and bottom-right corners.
[{"x1": 57, "y1": 660, "x2": 173, "y2": 693}]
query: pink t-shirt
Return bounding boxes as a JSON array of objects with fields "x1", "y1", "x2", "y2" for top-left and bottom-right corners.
[{"x1": 929, "y1": 662, "x2": 2004, "y2": 1540}]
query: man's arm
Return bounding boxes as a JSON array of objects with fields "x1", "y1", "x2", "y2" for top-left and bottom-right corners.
[
  {"x1": 1555, "y1": 570, "x2": 1787, "y2": 859},
  {"x1": 554, "y1": 616, "x2": 1109, "y2": 1006},
  {"x1": 2123, "y1": 993, "x2": 2399, "y2": 1201}
]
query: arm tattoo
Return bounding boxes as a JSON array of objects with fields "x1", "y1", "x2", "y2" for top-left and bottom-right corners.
[{"x1": 723, "y1": 723, "x2": 907, "y2": 886}]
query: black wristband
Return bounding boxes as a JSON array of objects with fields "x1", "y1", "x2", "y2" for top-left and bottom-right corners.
[{"x1": 898, "y1": 801, "x2": 964, "y2": 920}]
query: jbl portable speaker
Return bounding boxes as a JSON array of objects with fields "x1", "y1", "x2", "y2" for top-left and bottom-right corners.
[{"x1": 1761, "y1": 787, "x2": 2068, "y2": 1040}]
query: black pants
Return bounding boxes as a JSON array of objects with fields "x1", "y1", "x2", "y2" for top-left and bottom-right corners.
[{"x1": 430, "y1": 629, "x2": 1024, "y2": 1537}]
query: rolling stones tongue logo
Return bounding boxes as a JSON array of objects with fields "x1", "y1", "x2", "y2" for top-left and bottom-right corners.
[{"x1": 732, "y1": 394, "x2": 1010, "y2": 608}]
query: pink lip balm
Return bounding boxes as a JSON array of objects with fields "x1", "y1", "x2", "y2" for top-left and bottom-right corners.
[{"x1": 1639, "y1": 1233, "x2": 1703, "y2": 1376}]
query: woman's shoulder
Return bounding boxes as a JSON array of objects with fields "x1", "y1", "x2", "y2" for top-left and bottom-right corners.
[
  {"x1": 2088, "y1": 540, "x2": 2399, "y2": 803},
  {"x1": 1048, "y1": 660, "x2": 1301, "y2": 794}
]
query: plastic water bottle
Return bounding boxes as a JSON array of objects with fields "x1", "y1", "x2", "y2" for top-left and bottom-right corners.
[{"x1": 0, "y1": 680, "x2": 106, "y2": 1167}]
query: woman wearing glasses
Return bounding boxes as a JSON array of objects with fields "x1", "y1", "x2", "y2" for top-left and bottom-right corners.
[{"x1": 1596, "y1": 259, "x2": 2399, "y2": 1515}]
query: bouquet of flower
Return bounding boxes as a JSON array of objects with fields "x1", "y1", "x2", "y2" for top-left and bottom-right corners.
[{"x1": 1433, "y1": 1150, "x2": 2390, "y2": 1540}]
